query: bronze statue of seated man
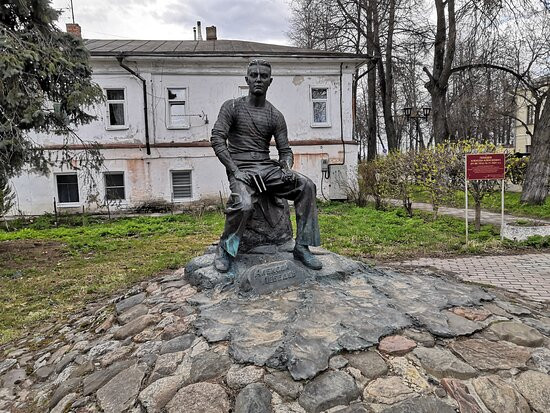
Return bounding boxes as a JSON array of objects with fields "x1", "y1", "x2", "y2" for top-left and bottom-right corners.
[{"x1": 210, "y1": 59, "x2": 322, "y2": 272}]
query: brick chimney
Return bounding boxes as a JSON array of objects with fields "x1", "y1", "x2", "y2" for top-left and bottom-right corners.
[
  {"x1": 66, "y1": 23, "x2": 82, "y2": 38},
  {"x1": 206, "y1": 26, "x2": 217, "y2": 40}
]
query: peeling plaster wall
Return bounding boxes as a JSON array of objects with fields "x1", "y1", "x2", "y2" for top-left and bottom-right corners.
[{"x1": 11, "y1": 58, "x2": 359, "y2": 215}]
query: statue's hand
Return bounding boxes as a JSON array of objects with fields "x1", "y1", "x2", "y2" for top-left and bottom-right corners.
[
  {"x1": 233, "y1": 169, "x2": 253, "y2": 186},
  {"x1": 281, "y1": 167, "x2": 296, "y2": 183}
]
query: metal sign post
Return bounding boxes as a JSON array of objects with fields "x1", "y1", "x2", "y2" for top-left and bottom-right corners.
[
  {"x1": 465, "y1": 153, "x2": 506, "y2": 245},
  {"x1": 465, "y1": 157, "x2": 469, "y2": 246}
]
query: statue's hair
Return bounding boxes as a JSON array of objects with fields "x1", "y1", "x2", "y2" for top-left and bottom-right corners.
[{"x1": 248, "y1": 59, "x2": 271, "y2": 71}]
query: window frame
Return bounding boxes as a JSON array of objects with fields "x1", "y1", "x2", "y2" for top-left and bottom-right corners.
[
  {"x1": 171, "y1": 170, "x2": 193, "y2": 201},
  {"x1": 310, "y1": 85, "x2": 331, "y2": 128},
  {"x1": 104, "y1": 171, "x2": 126, "y2": 202},
  {"x1": 166, "y1": 87, "x2": 189, "y2": 129},
  {"x1": 55, "y1": 172, "x2": 80, "y2": 206},
  {"x1": 238, "y1": 86, "x2": 249, "y2": 97},
  {"x1": 105, "y1": 87, "x2": 128, "y2": 130}
]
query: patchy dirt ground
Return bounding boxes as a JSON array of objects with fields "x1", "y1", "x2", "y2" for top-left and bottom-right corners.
[{"x1": 0, "y1": 240, "x2": 68, "y2": 275}]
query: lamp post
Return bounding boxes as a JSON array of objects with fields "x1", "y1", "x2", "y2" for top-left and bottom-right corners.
[{"x1": 403, "y1": 106, "x2": 431, "y2": 150}]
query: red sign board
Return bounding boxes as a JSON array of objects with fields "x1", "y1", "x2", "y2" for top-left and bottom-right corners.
[{"x1": 466, "y1": 153, "x2": 505, "y2": 180}]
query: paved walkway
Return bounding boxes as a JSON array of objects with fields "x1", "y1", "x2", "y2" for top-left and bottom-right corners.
[
  {"x1": 394, "y1": 253, "x2": 550, "y2": 302},
  {"x1": 387, "y1": 200, "x2": 550, "y2": 302},
  {"x1": 388, "y1": 199, "x2": 550, "y2": 226}
]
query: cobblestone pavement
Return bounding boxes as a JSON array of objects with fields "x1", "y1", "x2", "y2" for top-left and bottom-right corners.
[{"x1": 394, "y1": 253, "x2": 550, "y2": 302}]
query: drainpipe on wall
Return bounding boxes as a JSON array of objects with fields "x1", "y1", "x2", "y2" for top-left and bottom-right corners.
[
  {"x1": 325, "y1": 62, "x2": 346, "y2": 178},
  {"x1": 116, "y1": 55, "x2": 151, "y2": 155}
]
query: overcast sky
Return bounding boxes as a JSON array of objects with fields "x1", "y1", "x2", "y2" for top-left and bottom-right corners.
[{"x1": 51, "y1": 0, "x2": 293, "y2": 45}]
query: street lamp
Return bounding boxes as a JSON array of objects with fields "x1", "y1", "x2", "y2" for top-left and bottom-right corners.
[{"x1": 402, "y1": 106, "x2": 431, "y2": 150}]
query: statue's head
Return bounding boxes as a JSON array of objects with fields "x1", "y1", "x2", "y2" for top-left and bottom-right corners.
[{"x1": 245, "y1": 59, "x2": 273, "y2": 97}]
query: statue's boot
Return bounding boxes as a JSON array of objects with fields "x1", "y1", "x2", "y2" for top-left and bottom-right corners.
[
  {"x1": 214, "y1": 244, "x2": 232, "y2": 273},
  {"x1": 293, "y1": 244, "x2": 323, "y2": 270}
]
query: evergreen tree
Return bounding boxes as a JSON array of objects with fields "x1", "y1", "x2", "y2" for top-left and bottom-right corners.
[{"x1": 0, "y1": 0, "x2": 103, "y2": 180}]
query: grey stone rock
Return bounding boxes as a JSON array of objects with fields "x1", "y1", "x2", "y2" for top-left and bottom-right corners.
[
  {"x1": 472, "y1": 375, "x2": 530, "y2": 413},
  {"x1": 50, "y1": 392, "x2": 78, "y2": 413},
  {"x1": 88, "y1": 340, "x2": 120, "y2": 359},
  {"x1": 159, "y1": 334, "x2": 195, "y2": 355},
  {"x1": 188, "y1": 351, "x2": 232, "y2": 383},
  {"x1": 413, "y1": 346, "x2": 477, "y2": 379},
  {"x1": 69, "y1": 361, "x2": 95, "y2": 379},
  {"x1": 226, "y1": 364, "x2": 264, "y2": 390},
  {"x1": 495, "y1": 301, "x2": 531, "y2": 316},
  {"x1": 488, "y1": 321, "x2": 545, "y2": 347},
  {"x1": 235, "y1": 383, "x2": 272, "y2": 413},
  {"x1": 363, "y1": 376, "x2": 414, "y2": 405},
  {"x1": 449, "y1": 339, "x2": 531, "y2": 371},
  {"x1": 82, "y1": 359, "x2": 134, "y2": 396},
  {"x1": 187, "y1": 265, "x2": 228, "y2": 290},
  {"x1": 345, "y1": 351, "x2": 388, "y2": 380},
  {"x1": 183, "y1": 253, "x2": 216, "y2": 275},
  {"x1": 55, "y1": 351, "x2": 79, "y2": 373},
  {"x1": 151, "y1": 351, "x2": 185, "y2": 379},
  {"x1": 380, "y1": 396, "x2": 455, "y2": 413},
  {"x1": 34, "y1": 365, "x2": 55, "y2": 381},
  {"x1": 514, "y1": 370, "x2": 550, "y2": 413},
  {"x1": 138, "y1": 375, "x2": 185, "y2": 413},
  {"x1": 97, "y1": 363, "x2": 147, "y2": 413},
  {"x1": 165, "y1": 382, "x2": 230, "y2": 413},
  {"x1": 0, "y1": 360, "x2": 16, "y2": 376},
  {"x1": 264, "y1": 371, "x2": 304, "y2": 400},
  {"x1": 113, "y1": 314, "x2": 159, "y2": 340},
  {"x1": 401, "y1": 329, "x2": 435, "y2": 347},
  {"x1": 49, "y1": 377, "x2": 81, "y2": 409},
  {"x1": 0, "y1": 368, "x2": 26, "y2": 388},
  {"x1": 329, "y1": 355, "x2": 349, "y2": 370},
  {"x1": 333, "y1": 404, "x2": 370, "y2": 413},
  {"x1": 522, "y1": 317, "x2": 550, "y2": 336},
  {"x1": 117, "y1": 304, "x2": 149, "y2": 325},
  {"x1": 115, "y1": 292, "x2": 146, "y2": 314},
  {"x1": 531, "y1": 347, "x2": 550, "y2": 374},
  {"x1": 134, "y1": 340, "x2": 162, "y2": 358},
  {"x1": 298, "y1": 371, "x2": 360, "y2": 413}
]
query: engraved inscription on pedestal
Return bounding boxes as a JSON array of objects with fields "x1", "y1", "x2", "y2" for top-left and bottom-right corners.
[{"x1": 239, "y1": 260, "x2": 308, "y2": 294}]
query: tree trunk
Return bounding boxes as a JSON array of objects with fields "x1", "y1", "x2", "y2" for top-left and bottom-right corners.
[
  {"x1": 366, "y1": 0, "x2": 377, "y2": 160},
  {"x1": 521, "y1": 97, "x2": 550, "y2": 204},
  {"x1": 374, "y1": 0, "x2": 398, "y2": 151},
  {"x1": 424, "y1": 0, "x2": 455, "y2": 144},
  {"x1": 429, "y1": 86, "x2": 450, "y2": 144},
  {"x1": 475, "y1": 200, "x2": 481, "y2": 231}
]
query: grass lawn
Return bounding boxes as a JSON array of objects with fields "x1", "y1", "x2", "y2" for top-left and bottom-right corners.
[
  {"x1": 1, "y1": 202, "x2": 548, "y2": 345},
  {"x1": 411, "y1": 188, "x2": 550, "y2": 220}
]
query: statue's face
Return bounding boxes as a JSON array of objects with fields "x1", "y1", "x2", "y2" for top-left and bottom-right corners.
[{"x1": 245, "y1": 64, "x2": 272, "y2": 96}]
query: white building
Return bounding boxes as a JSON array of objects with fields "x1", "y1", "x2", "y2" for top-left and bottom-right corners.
[{"x1": 10, "y1": 27, "x2": 366, "y2": 216}]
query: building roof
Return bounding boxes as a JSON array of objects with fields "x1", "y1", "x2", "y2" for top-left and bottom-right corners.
[{"x1": 84, "y1": 39, "x2": 368, "y2": 60}]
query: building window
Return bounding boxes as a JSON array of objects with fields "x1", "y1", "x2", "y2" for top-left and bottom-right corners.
[
  {"x1": 105, "y1": 172, "x2": 125, "y2": 201},
  {"x1": 525, "y1": 145, "x2": 531, "y2": 153},
  {"x1": 56, "y1": 174, "x2": 79, "y2": 204},
  {"x1": 105, "y1": 88, "x2": 127, "y2": 128},
  {"x1": 311, "y1": 87, "x2": 329, "y2": 126},
  {"x1": 238, "y1": 86, "x2": 249, "y2": 97},
  {"x1": 527, "y1": 105, "x2": 535, "y2": 125},
  {"x1": 167, "y1": 88, "x2": 188, "y2": 128},
  {"x1": 171, "y1": 171, "x2": 192, "y2": 199}
]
